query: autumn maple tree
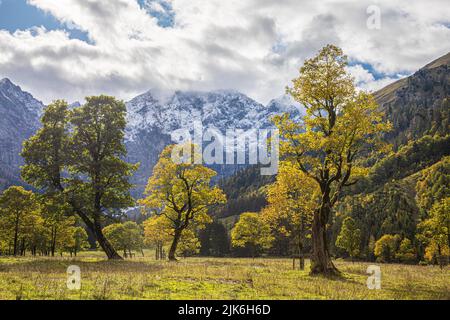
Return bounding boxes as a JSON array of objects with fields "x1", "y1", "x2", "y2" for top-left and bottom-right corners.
[
  {"x1": 143, "y1": 215, "x2": 172, "y2": 260},
  {"x1": 273, "y1": 44, "x2": 391, "y2": 275},
  {"x1": 261, "y1": 161, "x2": 318, "y2": 269},
  {"x1": 140, "y1": 144, "x2": 226, "y2": 261},
  {"x1": 0, "y1": 186, "x2": 41, "y2": 256},
  {"x1": 231, "y1": 212, "x2": 273, "y2": 257}
]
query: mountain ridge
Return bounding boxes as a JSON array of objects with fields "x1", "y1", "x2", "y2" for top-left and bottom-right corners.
[{"x1": 0, "y1": 51, "x2": 448, "y2": 195}]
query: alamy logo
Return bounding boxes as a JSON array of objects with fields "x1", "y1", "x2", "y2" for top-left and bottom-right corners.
[
  {"x1": 366, "y1": 265, "x2": 381, "y2": 289},
  {"x1": 67, "y1": 265, "x2": 81, "y2": 290},
  {"x1": 170, "y1": 119, "x2": 279, "y2": 175},
  {"x1": 366, "y1": 5, "x2": 381, "y2": 30}
]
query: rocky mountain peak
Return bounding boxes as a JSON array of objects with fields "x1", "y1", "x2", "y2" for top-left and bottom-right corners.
[{"x1": 0, "y1": 78, "x2": 44, "y2": 116}]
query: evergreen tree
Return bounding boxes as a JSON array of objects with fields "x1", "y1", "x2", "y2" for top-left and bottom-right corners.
[
  {"x1": 335, "y1": 217, "x2": 361, "y2": 260},
  {"x1": 417, "y1": 198, "x2": 450, "y2": 267},
  {"x1": 198, "y1": 221, "x2": 230, "y2": 257}
]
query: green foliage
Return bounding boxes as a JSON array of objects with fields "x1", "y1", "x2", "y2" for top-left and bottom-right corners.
[
  {"x1": 374, "y1": 234, "x2": 401, "y2": 263},
  {"x1": 40, "y1": 194, "x2": 76, "y2": 256},
  {"x1": 21, "y1": 96, "x2": 138, "y2": 259},
  {"x1": 231, "y1": 212, "x2": 273, "y2": 257},
  {"x1": 417, "y1": 198, "x2": 450, "y2": 266},
  {"x1": 368, "y1": 135, "x2": 450, "y2": 191},
  {"x1": 0, "y1": 186, "x2": 89, "y2": 256},
  {"x1": 103, "y1": 222, "x2": 144, "y2": 257},
  {"x1": 335, "y1": 217, "x2": 361, "y2": 259},
  {"x1": 395, "y1": 238, "x2": 416, "y2": 264},
  {"x1": 198, "y1": 221, "x2": 230, "y2": 257},
  {"x1": 216, "y1": 165, "x2": 273, "y2": 218},
  {"x1": 335, "y1": 178, "x2": 420, "y2": 260},
  {"x1": 65, "y1": 227, "x2": 90, "y2": 256},
  {"x1": 416, "y1": 156, "x2": 450, "y2": 212},
  {"x1": 0, "y1": 186, "x2": 41, "y2": 255}
]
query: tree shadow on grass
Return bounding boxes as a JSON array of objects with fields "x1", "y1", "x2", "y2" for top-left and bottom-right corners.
[{"x1": 0, "y1": 258, "x2": 164, "y2": 274}]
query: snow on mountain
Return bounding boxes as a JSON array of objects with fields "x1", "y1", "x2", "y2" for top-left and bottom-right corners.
[
  {"x1": 126, "y1": 90, "x2": 303, "y2": 139},
  {"x1": 266, "y1": 94, "x2": 306, "y2": 117},
  {"x1": 125, "y1": 89, "x2": 304, "y2": 195},
  {"x1": 0, "y1": 77, "x2": 303, "y2": 194}
]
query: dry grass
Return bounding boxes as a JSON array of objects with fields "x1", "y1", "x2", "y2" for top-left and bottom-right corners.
[{"x1": 0, "y1": 251, "x2": 448, "y2": 300}]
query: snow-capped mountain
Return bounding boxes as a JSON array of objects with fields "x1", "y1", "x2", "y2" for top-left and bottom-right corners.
[
  {"x1": 0, "y1": 78, "x2": 44, "y2": 188},
  {"x1": 0, "y1": 78, "x2": 304, "y2": 194},
  {"x1": 124, "y1": 89, "x2": 304, "y2": 195},
  {"x1": 126, "y1": 90, "x2": 303, "y2": 139}
]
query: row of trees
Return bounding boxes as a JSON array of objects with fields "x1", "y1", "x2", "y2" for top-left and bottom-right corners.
[
  {"x1": 4, "y1": 44, "x2": 445, "y2": 277},
  {"x1": 2, "y1": 146, "x2": 446, "y2": 265},
  {"x1": 225, "y1": 197, "x2": 448, "y2": 268},
  {"x1": 0, "y1": 186, "x2": 88, "y2": 256},
  {"x1": 0, "y1": 184, "x2": 221, "y2": 259}
]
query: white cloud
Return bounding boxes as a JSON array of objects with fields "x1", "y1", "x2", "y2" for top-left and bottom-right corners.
[
  {"x1": 0, "y1": 0, "x2": 448, "y2": 104},
  {"x1": 347, "y1": 64, "x2": 404, "y2": 92}
]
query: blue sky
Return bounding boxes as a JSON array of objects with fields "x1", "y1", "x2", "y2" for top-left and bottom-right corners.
[
  {"x1": 0, "y1": 0, "x2": 174, "y2": 42},
  {"x1": 0, "y1": 0, "x2": 448, "y2": 104},
  {"x1": 137, "y1": 0, "x2": 174, "y2": 28},
  {"x1": 0, "y1": 0, "x2": 89, "y2": 41}
]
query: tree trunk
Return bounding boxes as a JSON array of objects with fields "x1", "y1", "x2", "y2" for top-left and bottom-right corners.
[
  {"x1": 300, "y1": 256, "x2": 305, "y2": 270},
  {"x1": 437, "y1": 244, "x2": 443, "y2": 269},
  {"x1": 310, "y1": 207, "x2": 339, "y2": 276},
  {"x1": 20, "y1": 238, "x2": 26, "y2": 256},
  {"x1": 93, "y1": 219, "x2": 123, "y2": 260},
  {"x1": 168, "y1": 229, "x2": 182, "y2": 261},
  {"x1": 298, "y1": 236, "x2": 305, "y2": 270},
  {"x1": 13, "y1": 217, "x2": 19, "y2": 256},
  {"x1": 69, "y1": 200, "x2": 122, "y2": 260},
  {"x1": 51, "y1": 227, "x2": 57, "y2": 257},
  {"x1": 160, "y1": 245, "x2": 165, "y2": 260}
]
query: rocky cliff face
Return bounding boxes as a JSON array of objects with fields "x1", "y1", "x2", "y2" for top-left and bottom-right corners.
[
  {"x1": 0, "y1": 78, "x2": 43, "y2": 189},
  {"x1": 374, "y1": 52, "x2": 450, "y2": 149}
]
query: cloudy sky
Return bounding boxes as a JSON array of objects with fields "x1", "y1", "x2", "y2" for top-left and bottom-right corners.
[{"x1": 0, "y1": 0, "x2": 449, "y2": 104}]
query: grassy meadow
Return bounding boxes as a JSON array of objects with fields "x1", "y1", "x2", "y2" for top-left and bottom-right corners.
[{"x1": 0, "y1": 251, "x2": 448, "y2": 300}]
